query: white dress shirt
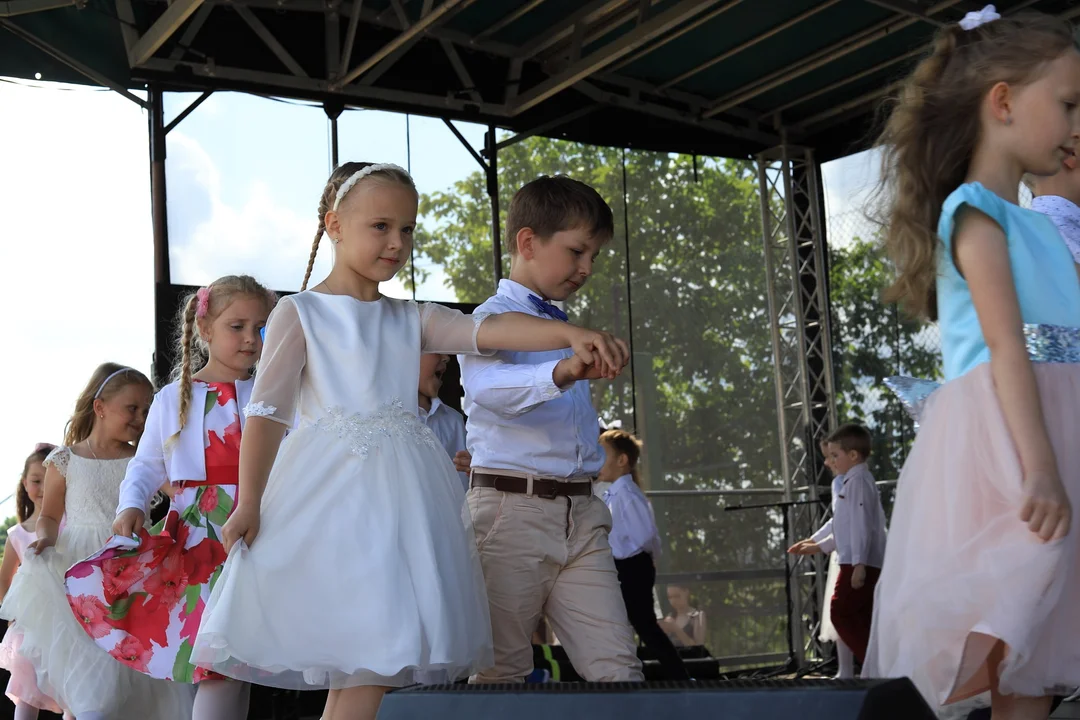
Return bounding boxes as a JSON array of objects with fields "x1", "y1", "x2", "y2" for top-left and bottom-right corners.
[
  {"x1": 458, "y1": 279, "x2": 603, "y2": 478},
  {"x1": 811, "y1": 463, "x2": 887, "y2": 568},
  {"x1": 419, "y1": 397, "x2": 469, "y2": 492},
  {"x1": 602, "y1": 475, "x2": 662, "y2": 560},
  {"x1": 1031, "y1": 195, "x2": 1080, "y2": 263}
]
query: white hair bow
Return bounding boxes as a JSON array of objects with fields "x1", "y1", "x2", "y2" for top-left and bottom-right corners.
[{"x1": 958, "y1": 4, "x2": 1000, "y2": 31}]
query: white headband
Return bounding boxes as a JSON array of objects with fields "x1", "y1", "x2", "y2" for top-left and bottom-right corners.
[
  {"x1": 94, "y1": 367, "x2": 133, "y2": 399},
  {"x1": 332, "y1": 163, "x2": 411, "y2": 212},
  {"x1": 959, "y1": 5, "x2": 1000, "y2": 31}
]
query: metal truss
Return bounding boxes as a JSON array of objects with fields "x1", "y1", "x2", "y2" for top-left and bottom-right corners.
[{"x1": 757, "y1": 146, "x2": 837, "y2": 668}]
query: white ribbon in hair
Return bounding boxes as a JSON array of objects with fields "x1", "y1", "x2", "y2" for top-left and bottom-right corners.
[
  {"x1": 958, "y1": 4, "x2": 1000, "y2": 31},
  {"x1": 332, "y1": 163, "x2": 411, "y2": 212}
]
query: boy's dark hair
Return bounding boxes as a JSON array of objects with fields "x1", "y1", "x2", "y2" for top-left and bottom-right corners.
[
  {"x1": 505, "y1": 175, "x2": 614, "y2": 254},
  {"x1": 826, "y1": 423, "x2": 873, "y2": 460}
]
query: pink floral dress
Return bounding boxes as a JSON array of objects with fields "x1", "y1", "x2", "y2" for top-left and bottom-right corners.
[{"x1": 66, "y1": 381, "x2": 239, "y2": 682}]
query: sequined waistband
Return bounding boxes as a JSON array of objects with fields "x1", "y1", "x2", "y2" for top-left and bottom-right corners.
[{"x1": 1023, "y1": 323, "x2": 1080, "y2": 364}]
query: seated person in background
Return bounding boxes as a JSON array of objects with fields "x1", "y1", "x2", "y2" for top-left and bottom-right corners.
[
  {"x1": 418, "y1": 352, "x2": 470, "y2": 491},
  {"x1": 661, "y1": 585, "x2": 707, "y2": 648}
]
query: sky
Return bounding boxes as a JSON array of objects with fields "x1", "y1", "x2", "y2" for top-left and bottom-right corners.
[{"x1": 0, "y1": 78, "x2": 874, "y2": 519}]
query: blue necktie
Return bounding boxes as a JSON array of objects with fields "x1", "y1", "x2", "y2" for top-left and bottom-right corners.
[{"x1": 528, "y1": 294, "x2": 568, "y2": 322}]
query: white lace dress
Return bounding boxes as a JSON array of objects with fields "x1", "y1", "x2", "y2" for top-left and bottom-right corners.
[
  {"x1": 192, "y1": 292, "x2": 495, "y2": 689},
  {"x1": 0, "y1": 447, "x2": 195, "y2": 719}
]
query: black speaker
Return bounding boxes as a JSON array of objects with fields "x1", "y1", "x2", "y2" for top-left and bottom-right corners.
[{"x1": 376, "y1": 678, "x2": 936, "y2": 720}]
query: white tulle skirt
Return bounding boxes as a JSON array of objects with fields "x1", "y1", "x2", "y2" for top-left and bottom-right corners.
[
  {"x1": 0, "y1": 524, "x2": 195, "y2": 718},
  {"x1": 192, "y1": 414, "x2": 494, "y2": 689},
  {"x1": 863, "y1": 363, "x2": 1080, "y2": 712}
]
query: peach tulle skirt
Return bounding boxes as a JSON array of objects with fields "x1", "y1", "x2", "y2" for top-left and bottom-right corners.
[{"x1": 863, "y1": 362, "x2": 1080, "y2": 712}]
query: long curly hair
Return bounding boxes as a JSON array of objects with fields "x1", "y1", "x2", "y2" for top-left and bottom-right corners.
[{"x1": 874, "y1": 12, "x2": 1076, "y2": 320}]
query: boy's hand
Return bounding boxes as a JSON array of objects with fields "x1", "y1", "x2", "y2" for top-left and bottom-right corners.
[
  {"x1": 851, "y1": 564, "x2": 867, "y2": 589},
  {"x1": 787, "y1": 539, "x2": 821, "y2": 555},
  {"x1": 567, "y1": 328, "x2": 629, "y2": 379},
  {"x1": 553, "y1": 353, "x2": 609, "y2": 388}
]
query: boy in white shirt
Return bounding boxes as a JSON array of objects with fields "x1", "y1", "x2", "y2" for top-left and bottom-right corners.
[
  {"x1": 789, "y1": 424, "x2": 887, "y2": 665},
  {"x1": 418, "y1": 352, "x2": 470, "y2": 491},
  {"x1": 598, "y1": 429, "x2": 689, "y2": 680},
  {"x1": 460, "y1": 175, "x2": 642, "y2": 684}
]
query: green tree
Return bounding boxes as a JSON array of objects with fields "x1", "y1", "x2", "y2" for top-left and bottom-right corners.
[
  {"x1": 828, "y1": 234, "x2": 941, "y2": 495},
  {"x1": 0, "y1": 515, "x2": 17, "y2": 563}
]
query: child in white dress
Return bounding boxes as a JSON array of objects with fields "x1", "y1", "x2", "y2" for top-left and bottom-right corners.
[
  {"x1": 191, "y1": 162, "x2": 629, "y2": 720},
  {"x1": 0, "y1": 364, "x2": 195, "y2": 720},
  {"x1": 0, "y1": 444, "x2": 63, "y2": 719},
  {"x1": 813, "y1": 439, "x2": 855, "y2": 680}
]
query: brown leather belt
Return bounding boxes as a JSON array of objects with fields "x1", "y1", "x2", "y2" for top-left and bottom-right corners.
[{"x1": 471, "y1": 473, "x2": 594, "y2": 499}]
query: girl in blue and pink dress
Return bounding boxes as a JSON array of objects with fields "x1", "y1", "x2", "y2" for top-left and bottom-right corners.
[
  {"x1": 66, "y1": 275, "x2": 274, "y2": 720},
  {"x1": 862, "y1": 7, "x2": 1080, "y2": 720}
]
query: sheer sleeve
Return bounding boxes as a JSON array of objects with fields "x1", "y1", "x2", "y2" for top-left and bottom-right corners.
[
  {"x1": 246, "y1": 296, "x2": 306, "y2": 427},
  {"x1": 43, "y1": 446, "x2": 70, "y2": 477},
  {"x1": 418, "y1": 302, "x2": 495, "y2": 356}
]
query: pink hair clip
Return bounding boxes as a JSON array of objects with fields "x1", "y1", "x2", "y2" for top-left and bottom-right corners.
[{"x1": 195, "y1": 286, "x2": 211, "y2": 318}]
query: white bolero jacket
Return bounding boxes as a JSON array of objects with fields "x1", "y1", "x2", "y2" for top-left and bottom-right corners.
[{"x1": 115, "y1": 378, "x2": 254, "y2": 516}]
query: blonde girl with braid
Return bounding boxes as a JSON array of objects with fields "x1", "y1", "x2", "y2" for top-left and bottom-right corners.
[
  {"x1": 62, "y1": 276, "x2": 274, "y2": 720},
  {"x1": 184, "y1": 162, "x2": 629, "y2": 720},
  {"x1": 0, "y1": 363, "x2": 195, "y2": 720}
]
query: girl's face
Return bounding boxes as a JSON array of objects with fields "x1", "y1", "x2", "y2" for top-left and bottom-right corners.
[
  {"x1": 327, "y1": 180, "x2": 418, "y2": 286},
  {"x1": 201, "y1": 294, "x2": 269, "y2": 378},
  {"x1": 23, "y1": 461, "x2": 45, "y2": 506},
  {"x1": 667, "y1": 585, "x2": 691, "y2": 612},
  {"x1": 94, "y1": 383, "x2": 152, "y2": 444},
  {"x1": 597, "y1": 441, "x2": 625, "y2": 483},
  {"x1": 1003, "y1": 49, "x2": 1080, "y2": 176}
]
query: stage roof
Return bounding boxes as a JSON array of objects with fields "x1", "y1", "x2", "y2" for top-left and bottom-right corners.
[{"x1": 2, "y1": 0, "x2": 1077, "y2": 161}]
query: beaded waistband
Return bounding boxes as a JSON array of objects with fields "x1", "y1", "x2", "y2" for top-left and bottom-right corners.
[{"x1": 885, "y1": 323, "x2": 1080, "y2": 424}]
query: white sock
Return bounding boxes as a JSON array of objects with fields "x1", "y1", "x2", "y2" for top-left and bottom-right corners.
[
  {"x1": 193, "y1": 679, "x2": 252, "y2": 720},
  {"x1": 835, "y1": 641, "x2": 855, "y2": 679},
  {"x1": 13, "y1": 702, "x2": 40, "y2": 720}
]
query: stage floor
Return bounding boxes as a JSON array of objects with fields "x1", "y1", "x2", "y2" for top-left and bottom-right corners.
[{"x1": 1055, "y1": 700, "x2": 1080, "y2": 719}]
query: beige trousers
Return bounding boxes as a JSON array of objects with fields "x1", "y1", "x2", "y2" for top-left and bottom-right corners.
[{"x1": 467, "y1": 483, "x2": 644, "y2": 683}]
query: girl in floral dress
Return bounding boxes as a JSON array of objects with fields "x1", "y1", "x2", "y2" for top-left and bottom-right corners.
[
  {"x1": 66, "y1": 275, "x2": 274, "y2": 720},
  {"x1": 0, "y1": 444, "x2": 63, "y2": 719}
]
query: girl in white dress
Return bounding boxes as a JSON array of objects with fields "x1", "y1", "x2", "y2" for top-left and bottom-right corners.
[
  {"x1": 0, "y1": 364, "x2": 195, "y2": 720},
  {"x1": 191, "y1": 162, "x2": 630, "y2": 720},
  {"x1": 0, "y1": 444, "x2": 63, "y2": 719}
]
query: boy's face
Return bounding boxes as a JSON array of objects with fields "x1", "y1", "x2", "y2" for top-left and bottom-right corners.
[
  {"x1": 1033, "y1": 131, "x2": 1080, "y2": 203},
  {"x1": 517, "y1": 225, "x2": 606, "y2": 302},
  {"x1": 826, "y1": 442, "x2": 863, "y2": 476},
  {"x1": 418, "y1": 353, "x2": 448, "y2": 401},
  {"x1": 820, "y1": 443, "x2": 835, "y2": 476}
]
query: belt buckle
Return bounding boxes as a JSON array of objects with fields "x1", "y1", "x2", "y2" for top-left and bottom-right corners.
[{"x1": 536, "y1": 480, "x2": 559, "y2": 500}]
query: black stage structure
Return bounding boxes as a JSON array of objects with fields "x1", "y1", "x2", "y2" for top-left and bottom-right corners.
[{"x1": 4, "y1": 0, "x2": 1080, "y2": 683}]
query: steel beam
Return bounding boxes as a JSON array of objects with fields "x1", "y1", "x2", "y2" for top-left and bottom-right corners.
[
  {"x1": 129, "y1": 0, "x2": 205, "y2": 66},
  {"x1": 607, "y1": 0, "x2": 744, "y2": 73},
  {"x1": 339, "y1": 0, "x2": 363, "y2": 79},
  {"x1": 476, "y1": 0, "x2": 547, "y2": 39},
  {"x1": 660, "y1": 0, "x2": 841, "y2": 90},
  {"x1": 0, "y1": 19, "x2": 148, "y2": 106},
  {"x1": 861, "y1": 0, "x2": 946, "y2": 25},
  {"x1": 168, "y1": 4, "x2": 212, "y2": 63},
  {"x1": 235, "y1": 5, "x2": 308, "y2": 77},
  {"x1": 515, "y1": 0, "x2": 628, "y2": 60},
  {"x1": 334, "y1": 0, "x2": 469, "y2": 88},
  {"x1": 701, "y1": 0, "x2": 963, "y2": 118},
  {"x1": 482, "y1": 104, "x2": 600, "y2": 154},
  {"x1": 0, "y1": 0, "x2": 75, "y2": 16},
  {"x1": 164, "y1": 89, "x2": 212, "y2": 133},
  {"x1": 440, "y1": 39, "x2": 482, "y2": 103},
  {"x1": 510, "y1": 0, "x2": 723, "y2": 116}
]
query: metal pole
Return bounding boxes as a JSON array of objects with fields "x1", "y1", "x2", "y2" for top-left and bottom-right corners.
[
  {"x1": 325, "y1": 101, "x2": 344, "y2": 171},
  {"x1": 149, "y1": 85, "x2": 171, "y2": 387},
  {"x1": 486, "y1": 125, "x2": 502, "y2": 288}
]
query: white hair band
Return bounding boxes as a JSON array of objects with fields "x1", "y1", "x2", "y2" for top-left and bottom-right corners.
[
  {"x1": 94, "y1": 368, "x2": 133, "y2": 399},
  {"x1": 332, "y1": 163, "x2": 412, "y2": 212}
]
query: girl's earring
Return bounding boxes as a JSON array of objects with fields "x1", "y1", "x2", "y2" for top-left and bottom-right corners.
[{"x1": 1004, "y1": 115, "x2": 1013, "y2": 126}]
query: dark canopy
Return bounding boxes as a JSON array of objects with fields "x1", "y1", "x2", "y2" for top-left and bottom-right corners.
[{"x1": 5, "y1": 0, "x2": 1076, "y2": 161}]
